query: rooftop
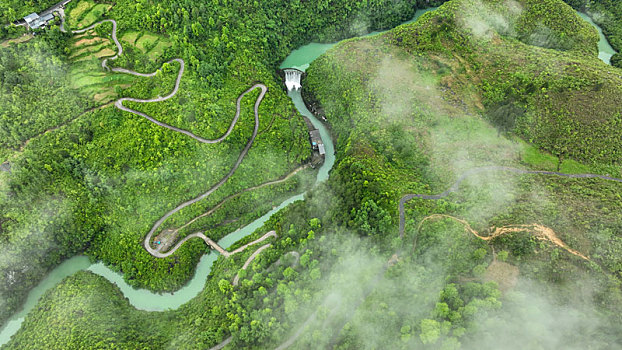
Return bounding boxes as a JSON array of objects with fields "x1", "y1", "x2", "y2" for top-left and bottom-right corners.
[
  {"x1": 318, "y1": 144, "x2": 326, "y2": 156},
  {"x1": 24, "y1": 13, "x2": 39, "y2": 24},
  {"x1": 26, "y1": 13, "x2": 55, "y2": 29}
]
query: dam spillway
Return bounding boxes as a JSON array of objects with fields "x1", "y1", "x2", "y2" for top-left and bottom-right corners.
[{"x1": 284, "y1": 68, "x2": 303, "y2": 91}]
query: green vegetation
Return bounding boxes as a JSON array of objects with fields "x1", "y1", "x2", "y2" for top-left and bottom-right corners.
[
  {"x1": 516, "y1": 0, "x2": 599, "y2": 53},
  {"x1": 0, "y1": 0, "x2": 58, "y2": 27},
  {"x1": 388, "y1": 0, "x2": 622, "y2": 166},
  {"x1": 0, "y1": 0, "x2": 453, "y2": 333},
  {"x1": 0, "y1": 31, "x2": 91, "y2": 154},
  {"x1": 2, "y1": 0, "x2": 622, "y2": 348},
  {"x1": 117, "y1": 30, "x2": 172, "y2": 65},
  {"x1": 563, "y1": 0, "x2": 622, "y2": 68},
  {"x1": 75, "y1": 4, "x2": 111, "y2": 29},
  {"x1": 66, "y1": 23, "x2": 138, "y2": 101},
  {"x1": 7, "y1": 271, "x2": 172, "y2": 348},
  {"x1": 64, "y1": 0, "x2": 113, "y2": 30},
  {"x1": 300, "y1": 0, "x2": 622, "y2": 347}
]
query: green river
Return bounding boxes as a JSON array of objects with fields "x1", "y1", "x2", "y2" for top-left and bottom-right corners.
[
  {"x1": 0, "y1": 6, "x2": 616, "y2": 345},
  {"x1": 578, "y1": 12, "x2": 617, "y2": 65}
]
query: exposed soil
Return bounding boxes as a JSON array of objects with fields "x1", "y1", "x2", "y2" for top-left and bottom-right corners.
[
  {"x1": 0, "y1": 34, "x2": 33, "y2": 47},
  {"x1": 417, "y1": 214, "x2": 590, "y2": 261},
  {"x1": 400, "y1": 166, "x2": 622, "y2": 239},
  {"x1": 484, "y1": 260, "x2": 519, "y2": 292},
  {"x1": 73, "y1": 37, "x2": 105, "y2": 46}
]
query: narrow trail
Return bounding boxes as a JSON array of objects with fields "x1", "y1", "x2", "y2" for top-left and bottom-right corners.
[
  {"x1": 417, "y1": 214, "x2": 590, "y2": 260},
  {"x1": 285, "y1": 164, "x2": 614, "y2": 349},
  {"x1": 399, "y1": 166, "x2": 622, "y2": 238},
  {"x1": 305, "y1": 167, "x2": 610, "y2": 348},
  {"x1": 208, "y1": 336, "x2": 232, "y2": 350},
  {"x1": 14, "y1": 102, "x2": 113, "y2": 154},
  {"x1": 172, "y1": 165, "x2": 308, "y2": 235},
  {"x1": 67, "y1": 19, "x2": 273, "y2": 259},
  {"x1": 274, "y1": 312, "x2": 318, "y2": 350},
  {"x1": 148, "y1": 221, "x2": 276, "y2": 259},
  {"x1": 227, "y1": 231, "x2": 277, "y2": 257},
  {"x1": 232, "y1": 243, "x2": 272, "y2": 286}
]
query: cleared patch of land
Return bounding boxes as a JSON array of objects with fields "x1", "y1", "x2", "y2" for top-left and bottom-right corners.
[
  {"x1": 68, "y1": 1, "x2": 92, "y2": 23},
  {"x1": 67, "y1": 27, "x2": 136, "y2": 102},
  {"x1": 135, "y1": 33, "x2": 158, "y2": 51},
  {"x1": 147, "y1": 40, "x2": 172, "y2": 58},
  {"x1": 120, "y1": 31, "x2": 139, "y2": 45},
  {"x1": 68, "y1": 2, "x2": 112, "y2": 29},
  {"x1": 0, "y1": 34, "x2": 33, "y2": 47}
]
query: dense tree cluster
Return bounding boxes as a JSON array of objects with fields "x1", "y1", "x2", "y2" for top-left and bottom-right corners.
[
  {"x1": 0, "y1": 0, "x2": 58, "y2": 27},
  {"x1": 0, "y1": 0, "x2": 453, "y2": 331},
  {"x1": 0, "y1": 36, "x2": 90, "y2": 151},
  {"x1": 1, "y1": 0, "x2": 622, "y2": 348}
]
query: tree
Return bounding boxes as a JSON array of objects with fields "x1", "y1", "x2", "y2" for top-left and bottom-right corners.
[
  {"x1": 440, "y1": 284, "x2": 464, "y2": 310},
  {"x1": 218, "y1": 279, "x2": 232, "y2": 295},
  {"x1": 420, "y1": 319, "x2": 441, "y2": 344},
  {"x1": 497, "y1": 250, "x2": 509, "y2": 262},
  {"x1": 434, "y1": 302, "x2": 450, "y2": 319},
  {"x1": 352, "y1": 199, "x2": 392, "y2": 236}
]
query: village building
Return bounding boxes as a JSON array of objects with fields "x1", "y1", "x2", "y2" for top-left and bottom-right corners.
[
  {"x1": 309, "y1": 129, "x2": 325, "y2": 156},
  {"x1": 23, "y1": 13, "x2": 55, "y2": 30}
]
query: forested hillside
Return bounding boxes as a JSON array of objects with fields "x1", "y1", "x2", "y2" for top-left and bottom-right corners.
[
  {"x1": 0, "y1": 0, "x2": 450, "y2": 334},
  {"x1": 564, "y1": 0, "x2": 622, "y2": 67},
  {"x1": 0, "y1": 38, "x2": 92, "y2": 152},
  {"x1": 0, "y1": 0, "x2": 58, "y2": 25},
  {"x1": 1, "y1": 0, "x2": 621, "y2": 348},
  {"x1": 300, "y1": 0, "x2": 622, "y2": 348},
  {"x1": 387, "y1": 0, "x2": 622, "y2": 166}
]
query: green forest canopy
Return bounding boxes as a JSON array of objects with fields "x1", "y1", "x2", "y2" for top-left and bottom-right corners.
[{"x1": 1, "y1": 0, "x2": 621, "y2": 348}]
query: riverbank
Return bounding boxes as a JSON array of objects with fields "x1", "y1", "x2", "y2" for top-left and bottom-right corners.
[
  {"x1": 578, "y1": 12, "x2": 617, "y2": 65},
  {"x1": 1, "y1": 16, "x2": 336, "y2": 348}
]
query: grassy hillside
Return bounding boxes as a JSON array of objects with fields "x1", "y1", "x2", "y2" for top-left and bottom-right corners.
[
  {"x1": 387, "y1": 0, "x2": 621, "y2": 166},
  {"x1": 0, "y1": 0, "x2": 451, "y2": 333},
  {"x1": 3, "y1": 0, "x2": 621, "y2": 348},
  {"x1": 300, "y1": 0, "x2": 622, "y2": 347}
]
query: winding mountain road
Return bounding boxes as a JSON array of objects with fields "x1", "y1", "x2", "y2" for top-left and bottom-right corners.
[
  {"x1": 399, "y1": 166, "x2": 622, "y2": 238},
  {"x1": 232, "y1": 243, "x2": 272, "y2": 286},
  {"x1": 173, "y1": 165, "x2": 308, "y2": 235},
  {"x1": 142, "y1": 83, "x2": 266, "y2": 258},
  {"x1": 69, "y1": 19, "x2": 271, "y2": 258}
]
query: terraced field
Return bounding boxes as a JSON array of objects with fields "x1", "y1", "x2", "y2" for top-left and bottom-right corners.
[
  {"x1": 64, "y1": 11, "x2": 172, "y2": 103},
  {"x1": 66, "y1": 1, "x2": 112, "y2": 30},
  {"x1": 66, "y1": 25, "x2": 137, "y2": 102},
  {"x1": 121, "y1": 31, "x2": 172, "y2": 60}
]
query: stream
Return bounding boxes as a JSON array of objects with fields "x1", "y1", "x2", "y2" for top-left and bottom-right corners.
[
  {"x1": 578, "y1": 12, "x2": 617, "y2": 65},
  {"x1": 0, "y1": 6, "x2": 614, "y2": 346}
]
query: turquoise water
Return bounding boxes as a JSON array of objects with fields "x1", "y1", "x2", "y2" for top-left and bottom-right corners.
[
  {"x1": 0, "y1": 257, "x2": 93, "y2": 344},
  {"x1": 280, "y1": 9, "x2": 616, "y2": 70},
  {"x1": 280, "y1": 7, "x2": 437, "y2": 72},
  {"x1": 578, "y1": 12, "x2": 617, "y2": 65},
  {"x1": 0, "y1": 137, "x2": 324, "y2": 345},
  {"x1": 288, "y1": 90, "x2": 335, "y2": 180},
  {"x1": 280, "y1": 42, "x2": 335, "y2": 71}
]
